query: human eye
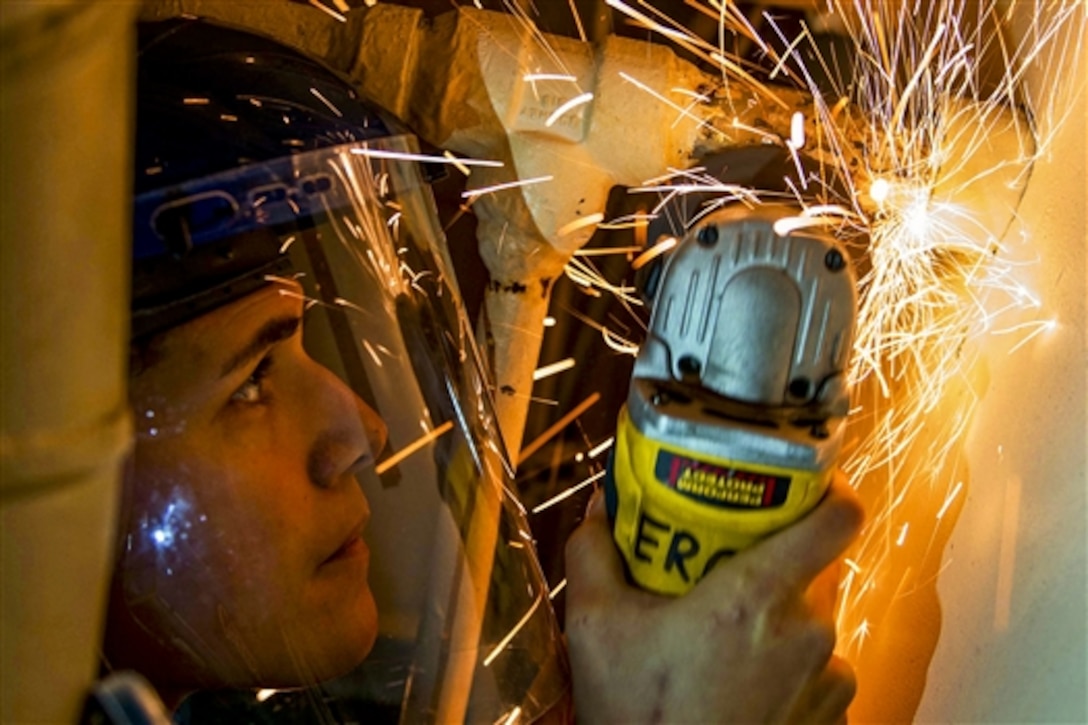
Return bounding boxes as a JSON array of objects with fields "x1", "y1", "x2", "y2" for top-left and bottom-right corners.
[{"x1": 230, "y1": 355, "x2": 274, "y2": 405}]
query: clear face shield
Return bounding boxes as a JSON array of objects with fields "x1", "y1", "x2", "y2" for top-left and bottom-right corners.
[{"x1": 113, "y1": 136, "x2": 568, "y2": 722}]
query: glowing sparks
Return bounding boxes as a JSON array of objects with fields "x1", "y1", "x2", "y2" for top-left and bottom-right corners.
[
  {"x1": 306, "y1": 0, "x2": 346, "y2": 23},
  {"x1": 375, "y1": 421, "x2": 455, "y2": 475},
  {"x1": 349, "y1": 147, "x2": 503, "y2": 168},
  {"x1": 255, "y1": 689, "x2": 278, "y2": 703},
  {"x1": 869, "y1": 178, "x2": 891, "y2": 205},
  {"x1": 935, "y1": 481, "x2": 964, "y2": 520},
  {"x1": 618, "y1": 71, "x2": 713, "y2": 131},
  {"x1": 310, "y1": 87, "x2": 342, "y2": 117},
  {"x1": 575, "y1": 245, "x2": 645, "y2": 256},
  {"x1": 483, "y1": 594, "x2": 544, "y2": 667},
  {"x1": 588, "y1": 437, "x2": 614, "y2": 459},
  {"x1": 462, "y1": 175, "x2": 554, "y2": 200},
  {"x1": 789, "y1": 111, "x2": 806, "y2": 149},
  {"x1": 443, "y1": 150, "x2": 472, "y2": 176},
  {"x1": 532, "y1": 470, "x2": 607, "y2": 514},
  {"x1": 497, "y1": 706, "x2": 523, "y2": 725},
  {"x1": 518, "y1": 393, "x2": 602, "y2": 465},
  {"x1": 995, "y1": 319, "x2": 1058, "y2": 355},
  {"x1": 545, "y1": 92, "x2": 594, "y2": 127},
  {"x1": 499, "y1": 0, "x2": 1081, "y2": 670},
  {"x1": 631, "y1": 236, "x2": 678, "y2": 270},
  {"x1": 524, "y1": 73, "x2": 578, "y2": 83},
  {"x1": 557, "y1": 212, "x2": 605, "y2": 237},
  {"x1": 533, "y1": 358, "x2": 576, "y2": 381}
]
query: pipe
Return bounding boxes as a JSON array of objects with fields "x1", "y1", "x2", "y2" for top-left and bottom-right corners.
[{"x1": 0, "y1": 3, "x2": 136, "y2": 722}]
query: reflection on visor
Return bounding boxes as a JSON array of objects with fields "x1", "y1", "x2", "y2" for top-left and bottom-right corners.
[{"x1": 112, "y1": 137, "x2": 568, "y2": 723}]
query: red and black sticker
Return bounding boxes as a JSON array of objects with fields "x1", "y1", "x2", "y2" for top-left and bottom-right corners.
[{"x1": 654, "y1": 451, "x2": 790, "y2": 509}]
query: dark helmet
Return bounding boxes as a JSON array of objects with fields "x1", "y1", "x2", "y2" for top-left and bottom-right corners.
[{"x1": 131, "y1": 18, "x2": 410, "y2": 339}]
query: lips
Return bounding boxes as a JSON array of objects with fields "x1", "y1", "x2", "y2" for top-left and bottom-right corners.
[
  {"x1": 325, "y1": 532, "x2": 365, "y2": 564},
  {"x1": 322, "y1": 516, "x2": 368, "y2": 567}
]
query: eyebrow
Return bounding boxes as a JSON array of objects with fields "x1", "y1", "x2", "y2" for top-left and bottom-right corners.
[{"x1": 219, "y1": 315, "x2": 302, "y2": 379}]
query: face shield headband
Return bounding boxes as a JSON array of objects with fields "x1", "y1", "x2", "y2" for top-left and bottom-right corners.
[{"x1": 116, "y1": 136, "x2": 569, "y2": 722}]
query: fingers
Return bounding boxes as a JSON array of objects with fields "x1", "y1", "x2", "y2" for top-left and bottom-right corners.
[
  {"x1": 739, "y1": 470, "x2": 864, "y2": 593},
  {"x1": 808, "y1": 560, "x2": 843, "y2": 621},
  {"x1": 564, "y1": 489, "x2": 629, "y2": 603},
  {"x1": 786, "y1": 654, "x2": 857, "y2": 724}
]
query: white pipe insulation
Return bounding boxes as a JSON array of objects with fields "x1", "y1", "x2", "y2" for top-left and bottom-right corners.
[{"x1": 0, "y1": 2, "x2": 137, "y2": 722}]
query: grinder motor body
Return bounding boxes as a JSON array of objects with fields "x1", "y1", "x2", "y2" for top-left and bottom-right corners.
[{"x1": 605, "y1": 203, "x2": 858, "y2": 596}]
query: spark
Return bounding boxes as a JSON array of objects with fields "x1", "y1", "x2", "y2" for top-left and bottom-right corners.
[
  {"x1": 588, "y1": 437, "x2": 614, "y2": 459},
  {"x1": 518, "y1": 393, "x2": 602, "y2": 465},
  {"x1": 350, "y1": 147, "x2": 503, "y2": 167},
  {"x1": 532, "y1": 469, "x2": 607, "y2": 514},
  {"x1": 497, "y1": 706, "x2": 523, "y2": 725},
  {"x1": 602, "y1": 327, "x2": 640, "y2": 356},
  {"x1": 773, "y1": 215, "x2": 839, "y2": 236},
  {"x1": 869, "y1": 178, "x2": 891, "y2": 205},
  {"x1": 310, "y1": 87, "x2": 342, "y2": 117},
  {"x1": 533, "y1": 358, "x2": 576, "y2": 381},
  {"x1": 362, "y1": 339, "x2": 383, "y2": 367},
  {"x1": 631, "y1": 236, "x2": 678, "y2": 270},
  {"x1": 306, "y1": 0, "x2": 346, "y2": 23},
  {"x1": 598, "y1": 215, "x2": 654, "y2": 231},
  {"x1": 995, "y1": 318, "x2": 1058, "y2": 355},
  {"x1": 545, "y1": 92, "x2": 594, "y2": 127},
  {"x1": 500, "y1": 0, "x2": 1081, "y2": 671},
  {"x1": 462, "y1": 175, "x2": 554, "y2": 201},
  {"x1": 789, "y1": 111, "x2": 806, "y2": 149},
  {"x1": 849, "y1": 619, "x2": 872, "y2": 648},
  {"x1": 443, "y1": 150, "x2": 472, "y2": 176},
  {"x1": 483, "y1": 593, "x2": 544, "y2": 667},
  {"x1": 548, "y1": 578, "x2": 568, "y2": 599},
  {"x1": 565, "y1": 256, "x2": 641, "y2": 305},
  {"x1": 557, "y1": 212, "x2": 605, "y2": 238},
  {"x1": 523, "y1": 73, "x2": 578, "y2": 83},
  {"x1": 256, "y1": 689, "x2": 278, "y2": 703},
  {"x1": 574, "y1": 245, "x2": 645, "y2": 256},
  {"x1": 375, "y1": 420, "x2": 455, "y2": 475},
  {"x1": 618, "y1": 71, "x2": 719, "y2": 134},
  {"x1": 935, "y1": 481, "x2": 964, "y2": 520}
]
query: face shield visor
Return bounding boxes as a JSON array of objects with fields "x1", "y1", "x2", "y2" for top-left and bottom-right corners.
[{"x1": 112, "y1": 136, "x2": 568, "y2": 722}]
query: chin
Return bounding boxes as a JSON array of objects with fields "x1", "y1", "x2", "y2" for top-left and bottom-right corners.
[{"x1": 303, "y1": 585, "x2": 380, "y2": 684}]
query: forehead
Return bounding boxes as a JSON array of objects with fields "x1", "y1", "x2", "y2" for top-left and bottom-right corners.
[{"x1": 134, "y1": 279, "x2": 304, "y2": 384}]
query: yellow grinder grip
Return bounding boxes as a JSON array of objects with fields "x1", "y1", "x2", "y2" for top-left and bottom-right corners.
[{"x1": 606, "y1": 406, "x2": 831, "y2": 596}]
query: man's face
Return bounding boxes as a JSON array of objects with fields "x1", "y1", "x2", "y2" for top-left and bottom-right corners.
[{"x1": 113, "y1": 278, "x2": 387, "y2": 690}]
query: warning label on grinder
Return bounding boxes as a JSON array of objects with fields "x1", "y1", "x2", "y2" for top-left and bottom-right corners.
[{"x1": 654, "y1": 451, "x2": 791, "y2": 509}]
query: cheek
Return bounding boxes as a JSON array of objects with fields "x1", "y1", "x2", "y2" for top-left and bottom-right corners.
[{"x1": 118, "y1": 441, "x2": 313, "y2": 640}]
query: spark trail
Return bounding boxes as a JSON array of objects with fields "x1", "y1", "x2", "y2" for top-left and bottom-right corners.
[{"x1": 518, "y1": 0, "x2": 1083, "y2": 665}]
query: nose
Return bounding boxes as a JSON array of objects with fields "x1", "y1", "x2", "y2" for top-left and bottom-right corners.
[
  {"x1": 358, "y1": 398, "x2": 388, "y2": 463},
  {"x1": 305, "y1": 361, "x2": 388, "y2": 489}
]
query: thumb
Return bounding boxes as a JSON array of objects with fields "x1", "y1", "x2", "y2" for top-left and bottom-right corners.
[{"x1": 565, "y1": 489, "x2": 630, "y2": 602}]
